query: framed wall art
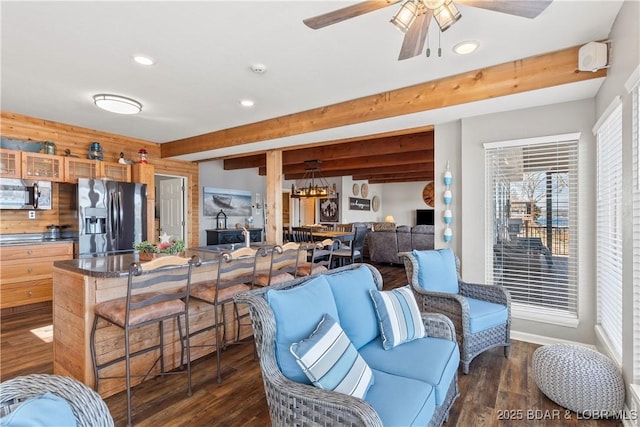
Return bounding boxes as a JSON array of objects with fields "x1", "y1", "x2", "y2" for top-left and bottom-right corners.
[{"x1": 203, "y1": 187, "x2": 252, "y2": 217}]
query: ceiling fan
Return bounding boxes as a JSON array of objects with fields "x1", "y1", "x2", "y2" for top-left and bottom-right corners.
[{"x1": 303, "y1": 0, "x2": 553, "y2": 61}]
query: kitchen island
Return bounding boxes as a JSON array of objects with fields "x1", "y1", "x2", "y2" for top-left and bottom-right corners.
[{"x1": 52, "y1": 247, "x2": 262, "y2": 398}]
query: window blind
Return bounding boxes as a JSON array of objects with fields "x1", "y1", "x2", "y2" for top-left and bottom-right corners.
[
  {"x1": 485, "y1": 136, "x2": 578, "y2": 320},
  {"x1": 595, "y1": 100, "x2": 623, "y2": 359},
  {"x1": 631, "y1": 81, "x2": 640, "y2": 382}
]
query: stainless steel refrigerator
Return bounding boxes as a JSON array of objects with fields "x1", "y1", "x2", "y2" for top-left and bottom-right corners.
[{"x1": 76, "y1": 178, "x2": 147, "y2": 257}]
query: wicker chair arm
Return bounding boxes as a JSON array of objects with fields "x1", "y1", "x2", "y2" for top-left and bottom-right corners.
[
  {"x1": 422, "y1": 313, "x2": 456, "y2": 341},
  {"x1": 460, "y1": 281, "x2": 511, "y2": 307},
  {"x1": 0, "y1": 374, "x2": 114, "y2": 427}
]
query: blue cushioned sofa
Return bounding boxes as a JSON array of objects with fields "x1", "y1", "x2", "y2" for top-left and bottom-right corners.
[{"x1": 235, "y1": 263, "x2": 460, "y2": 427}]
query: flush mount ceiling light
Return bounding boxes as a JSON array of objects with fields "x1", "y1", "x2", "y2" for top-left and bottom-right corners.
[
  {"x1": 133, "y1": 55, "x2": 154, "y2": 66},
  {"x1": 453, "y1": 40, "x2": 479, "y2": 54},
  {"x1": 93, "y1": 94, "x2": 142, "y2": 115},
  {"x1": 240, "y1": 99, "x2": 255, "y2": 107},
  {"x1": 303, "y1": 1, "x2": 551, "y2": 61}
]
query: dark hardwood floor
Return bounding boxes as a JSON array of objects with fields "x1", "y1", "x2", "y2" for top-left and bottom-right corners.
[{"x1": 0, "y1": 262, "x2": 622, "y2": 426}]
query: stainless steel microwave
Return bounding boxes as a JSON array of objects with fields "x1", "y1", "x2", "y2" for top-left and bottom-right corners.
[{"x1": 0, "y1": 178, "x2": 52, "y2": 210}]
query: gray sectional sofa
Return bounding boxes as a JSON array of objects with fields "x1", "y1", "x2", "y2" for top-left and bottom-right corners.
[{"x1": 367, "y1": 224, "x2": 435, "y2": 264}]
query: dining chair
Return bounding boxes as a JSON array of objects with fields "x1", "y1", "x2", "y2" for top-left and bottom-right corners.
[
  {"x1": 335, "y1": 223, "x2": 353, "y2": 232},
  {"x1": 332, "y1": 224, "x2": 367, "y2": 267},
  {"x1": 291, "y1": 227, "x2": 313, "y2": 243},
  {"x1": 296, "y1": 238, "x2": 336, "y2": 276},
  {"x1": 254, "y1": 242, "x2": 301, "y2": 286},
  {"x1": 189, "y1": 247, "x2": 261, "y2": 383},
  {"x1": 89, "y1": 254, "x2": 201, "y2": 427}
]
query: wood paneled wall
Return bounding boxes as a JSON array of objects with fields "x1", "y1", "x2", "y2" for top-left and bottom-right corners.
[{"x1": 0, "y1": 112, "x2": 201, "y2": 247}]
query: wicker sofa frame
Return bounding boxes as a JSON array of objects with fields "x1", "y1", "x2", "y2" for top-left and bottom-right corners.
[
  {"x1": 235, "y1": 263, "x2": 459, "y2": 427},
  {"x1": 0, "y1": 374, "x2": 114, "y2": 427},
  {"x1": 401, "y1": 251, "x2": 511, "y2": 374}
]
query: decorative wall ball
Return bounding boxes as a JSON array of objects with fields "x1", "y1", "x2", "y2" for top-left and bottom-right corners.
[
  {"x1": 443, "y1": 190, "x2": 452, "y2": 205},
  {"x1": 444, "y1": 227, "x2": 453, "y2": 242},
  {"x1": 443, "y1": 209, "x2": 452, "y2": 224}
]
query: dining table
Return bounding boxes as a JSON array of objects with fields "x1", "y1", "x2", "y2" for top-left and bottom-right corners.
[{"x1": 311, "y1": 230, "x2": 354, "y2": 243}]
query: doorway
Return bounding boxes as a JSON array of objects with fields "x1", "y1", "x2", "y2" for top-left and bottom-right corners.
[{"x1": 155, "y1": 174, "x2": 187, "y2": 245}]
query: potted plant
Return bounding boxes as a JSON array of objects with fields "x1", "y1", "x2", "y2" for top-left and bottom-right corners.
[{"x1": 133, "y1": 239, "x2": 186, "y2": 261}]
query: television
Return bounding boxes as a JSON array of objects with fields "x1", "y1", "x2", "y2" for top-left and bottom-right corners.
[{"x1": 416, "y1": 209, "x2": 434, "y2": 226}]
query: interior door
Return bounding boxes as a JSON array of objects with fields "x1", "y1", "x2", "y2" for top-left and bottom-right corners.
[{"x1": 159, "y1": 178, "x2": 184, "y2": 240}]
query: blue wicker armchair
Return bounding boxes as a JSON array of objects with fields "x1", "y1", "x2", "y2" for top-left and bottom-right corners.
[
  {"x1": 0, "y1": 374, "x2": 114, "y2": 427},
  {"x1": 401, "y1": 249, "x2": 511, "y2": 374}
]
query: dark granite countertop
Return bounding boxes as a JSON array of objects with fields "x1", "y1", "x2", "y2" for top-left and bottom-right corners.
[{"x1": 53, "y1": 249, "x2": 223, "y2": 278}]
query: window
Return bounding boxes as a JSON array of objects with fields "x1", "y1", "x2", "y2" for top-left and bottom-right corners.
[
  {"x1": 594, "y1": 97, "x2": 623, "y2": 360},
  {"x1": 630, "y1": 73, "x2": 640, "y2": 382},
  {"x1": 485, "y1": 134, "x2": 579, "y2": 325}
]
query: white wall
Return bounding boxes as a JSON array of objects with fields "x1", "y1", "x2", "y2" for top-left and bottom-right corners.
[
  {"x1": 375, "y1": 181, "x2": 432, "y2": 226},
  {"x1": 591, "y1": 0, "x2": 639, "y2": 393},
  {"x1": 199, "y1": 160, "x2": 266, "y2": 244},
  {"x1": 459, "y1": 98, "x2": 598, "y2": 345},
  {"x1": 434, "y1": 121, "x2": 461, "y2": 254}
]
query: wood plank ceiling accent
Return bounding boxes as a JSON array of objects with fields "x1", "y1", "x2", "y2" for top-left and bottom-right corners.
[
  {"x1": 224, "y1": 130, "x2": 435, "y2": 183},
  {"x1": 161, "y1": 45, "x2": 606, "y2": 164}
]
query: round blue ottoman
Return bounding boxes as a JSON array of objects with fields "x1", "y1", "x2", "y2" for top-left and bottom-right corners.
[{"x1": 532, "y1": 344, "x2": 625, "y2": 414}]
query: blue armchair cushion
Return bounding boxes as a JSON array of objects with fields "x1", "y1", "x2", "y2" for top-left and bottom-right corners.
[
  {"x1": 267, "y1": 275, "x2": 339, "y2": 383},
  {"x1": 466, "y1": 297, "x2": 508, "y2": 334},
  {"x1": 359, "y1": 336, "x2": 460, "y2": 406},
  {"x1": 365, "y1": 369, "x2": 436, "y2": 427},
  {"x1": 0, "y1": 392, "x2": 76, "y2": 427},
  {"x1": 325, "y1": 265, "x2": 379, "y2": 349},
  {"x1": 290, "y1": 314, "x2": 374, "y2": 398},
  {"x1": 412, "y1": 249, "x2": 459, "y2": 294},
  {"x1": 369, "y1": 285, "x2": 425, "y2": 350}
]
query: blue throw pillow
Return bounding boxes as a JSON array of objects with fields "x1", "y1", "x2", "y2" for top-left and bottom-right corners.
[
  {"x1": 290, "y1": 314, "x2": 374, "y2": 399},
  {"x1": 266, "y1": 275, "x2": 339, "y2": 383},
  {"x1": 369, "y1": 285, "x2": 426, "y2": 350},
  {"x1": 0, "y1": 392, "x2": 76, "y2": 427},
  {"x1": 412, "y1": 249, "x2": 459, "y2": 294}
]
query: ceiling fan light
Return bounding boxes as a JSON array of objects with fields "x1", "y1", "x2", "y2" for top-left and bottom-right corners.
[
  {"x1": 434, "y1": 0, "x2": 461, "y2": 32},
  {"x1": 93, "y1": 94, "x2": 142, "y2": 115},
  {"x1": 390, "y1": 0, "x2": 419, "y2": 33}
]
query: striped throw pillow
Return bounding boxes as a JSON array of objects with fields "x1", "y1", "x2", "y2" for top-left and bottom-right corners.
[
  {"x1": 369, "y1": 285, "x2": 426, "y2": 350},
  {"x1": 290, "y1": 314, "x2": 374, "y2": 399}
]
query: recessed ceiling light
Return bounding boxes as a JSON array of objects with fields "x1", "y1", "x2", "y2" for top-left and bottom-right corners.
[
  {"x1": 240, "y1": 99, "x2": 255, "y2": 107},
  {"x1": 453, "y1": 41, "x2": 479, "y2": 55},
  {"x1": 133, "y1": 55, "x2": 154, "y2": 66},
  {"x1": 93, "y1": 94, "x2": 142, "y2": 114}
]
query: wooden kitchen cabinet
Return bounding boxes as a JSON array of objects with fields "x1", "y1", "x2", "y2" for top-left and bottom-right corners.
[
  {"x1": 132, "y1": 162, "x2": 155, "y2": 242},
  {"x1": 0, "y1": 148, "x2": 22, "y2": 178},
  {"x1": 64, "y1": 158, "x2": 131, "y2": 183},
  {"x1": 0, "y1": 242, "x2": 73, "y2": 309},
  {"x1": 101, "y1": 162, "x2": 131, "y2": 182},
  {"x1": 22, "y1": 152, "x2": 64, "y2": 182},
  {"x1": 64, "y1": 157, "x2": 100, "y2": 182}
]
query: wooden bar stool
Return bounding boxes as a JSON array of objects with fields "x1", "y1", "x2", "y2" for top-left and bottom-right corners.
[
  {"x1": 89, "y1": 255, "x2": 201, "y2": 427},
  {"x1": 189, "y1": 247, "x2": 261, "y2": 383},
  {"x1": 254, "y1": 242, "x2": 300, "y2": 286},
  {"x1": 296, "y1": 238, "x2": 335, "y2": 277}
]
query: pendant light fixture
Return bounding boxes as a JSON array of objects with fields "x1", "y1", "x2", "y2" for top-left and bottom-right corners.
[{"x1": 291, "y1": 160, "x2": 337, "y2": 199}]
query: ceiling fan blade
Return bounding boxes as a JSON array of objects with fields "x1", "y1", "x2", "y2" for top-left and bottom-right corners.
[
  {"x1": 456, "y1": 0, "x2": 553, "y2": 19},
  {"x1": 303, "y1": 0, "x2": 401, "y2": 29},
  {"x1": 398, "y1": 10, "x2": 432, "y2": 61}
]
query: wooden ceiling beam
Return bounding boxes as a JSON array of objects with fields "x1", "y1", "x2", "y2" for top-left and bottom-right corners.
[
  {"x1": 224, "y1": 131, "x2": 433, "y2": 170},
  {"x1": 260, "y1": 150, "x2": 433, "y2": 175},
  {"x1": 354, "y1": 171, "x2": 434, "y2": 181},
  {"x1": 162, "y1": 45, "x2": 605, "y2": 158},
  {"x1": 283, "y1": 162, "x2": 434, "y2": 180},
  {"x1": 369, "y1": 174, "x2": 434, "y2": 184}
]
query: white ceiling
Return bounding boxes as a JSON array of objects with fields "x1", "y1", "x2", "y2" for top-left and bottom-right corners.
[{"x1": 1, "y1": 1, "x2": 623, "y2": 161}]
